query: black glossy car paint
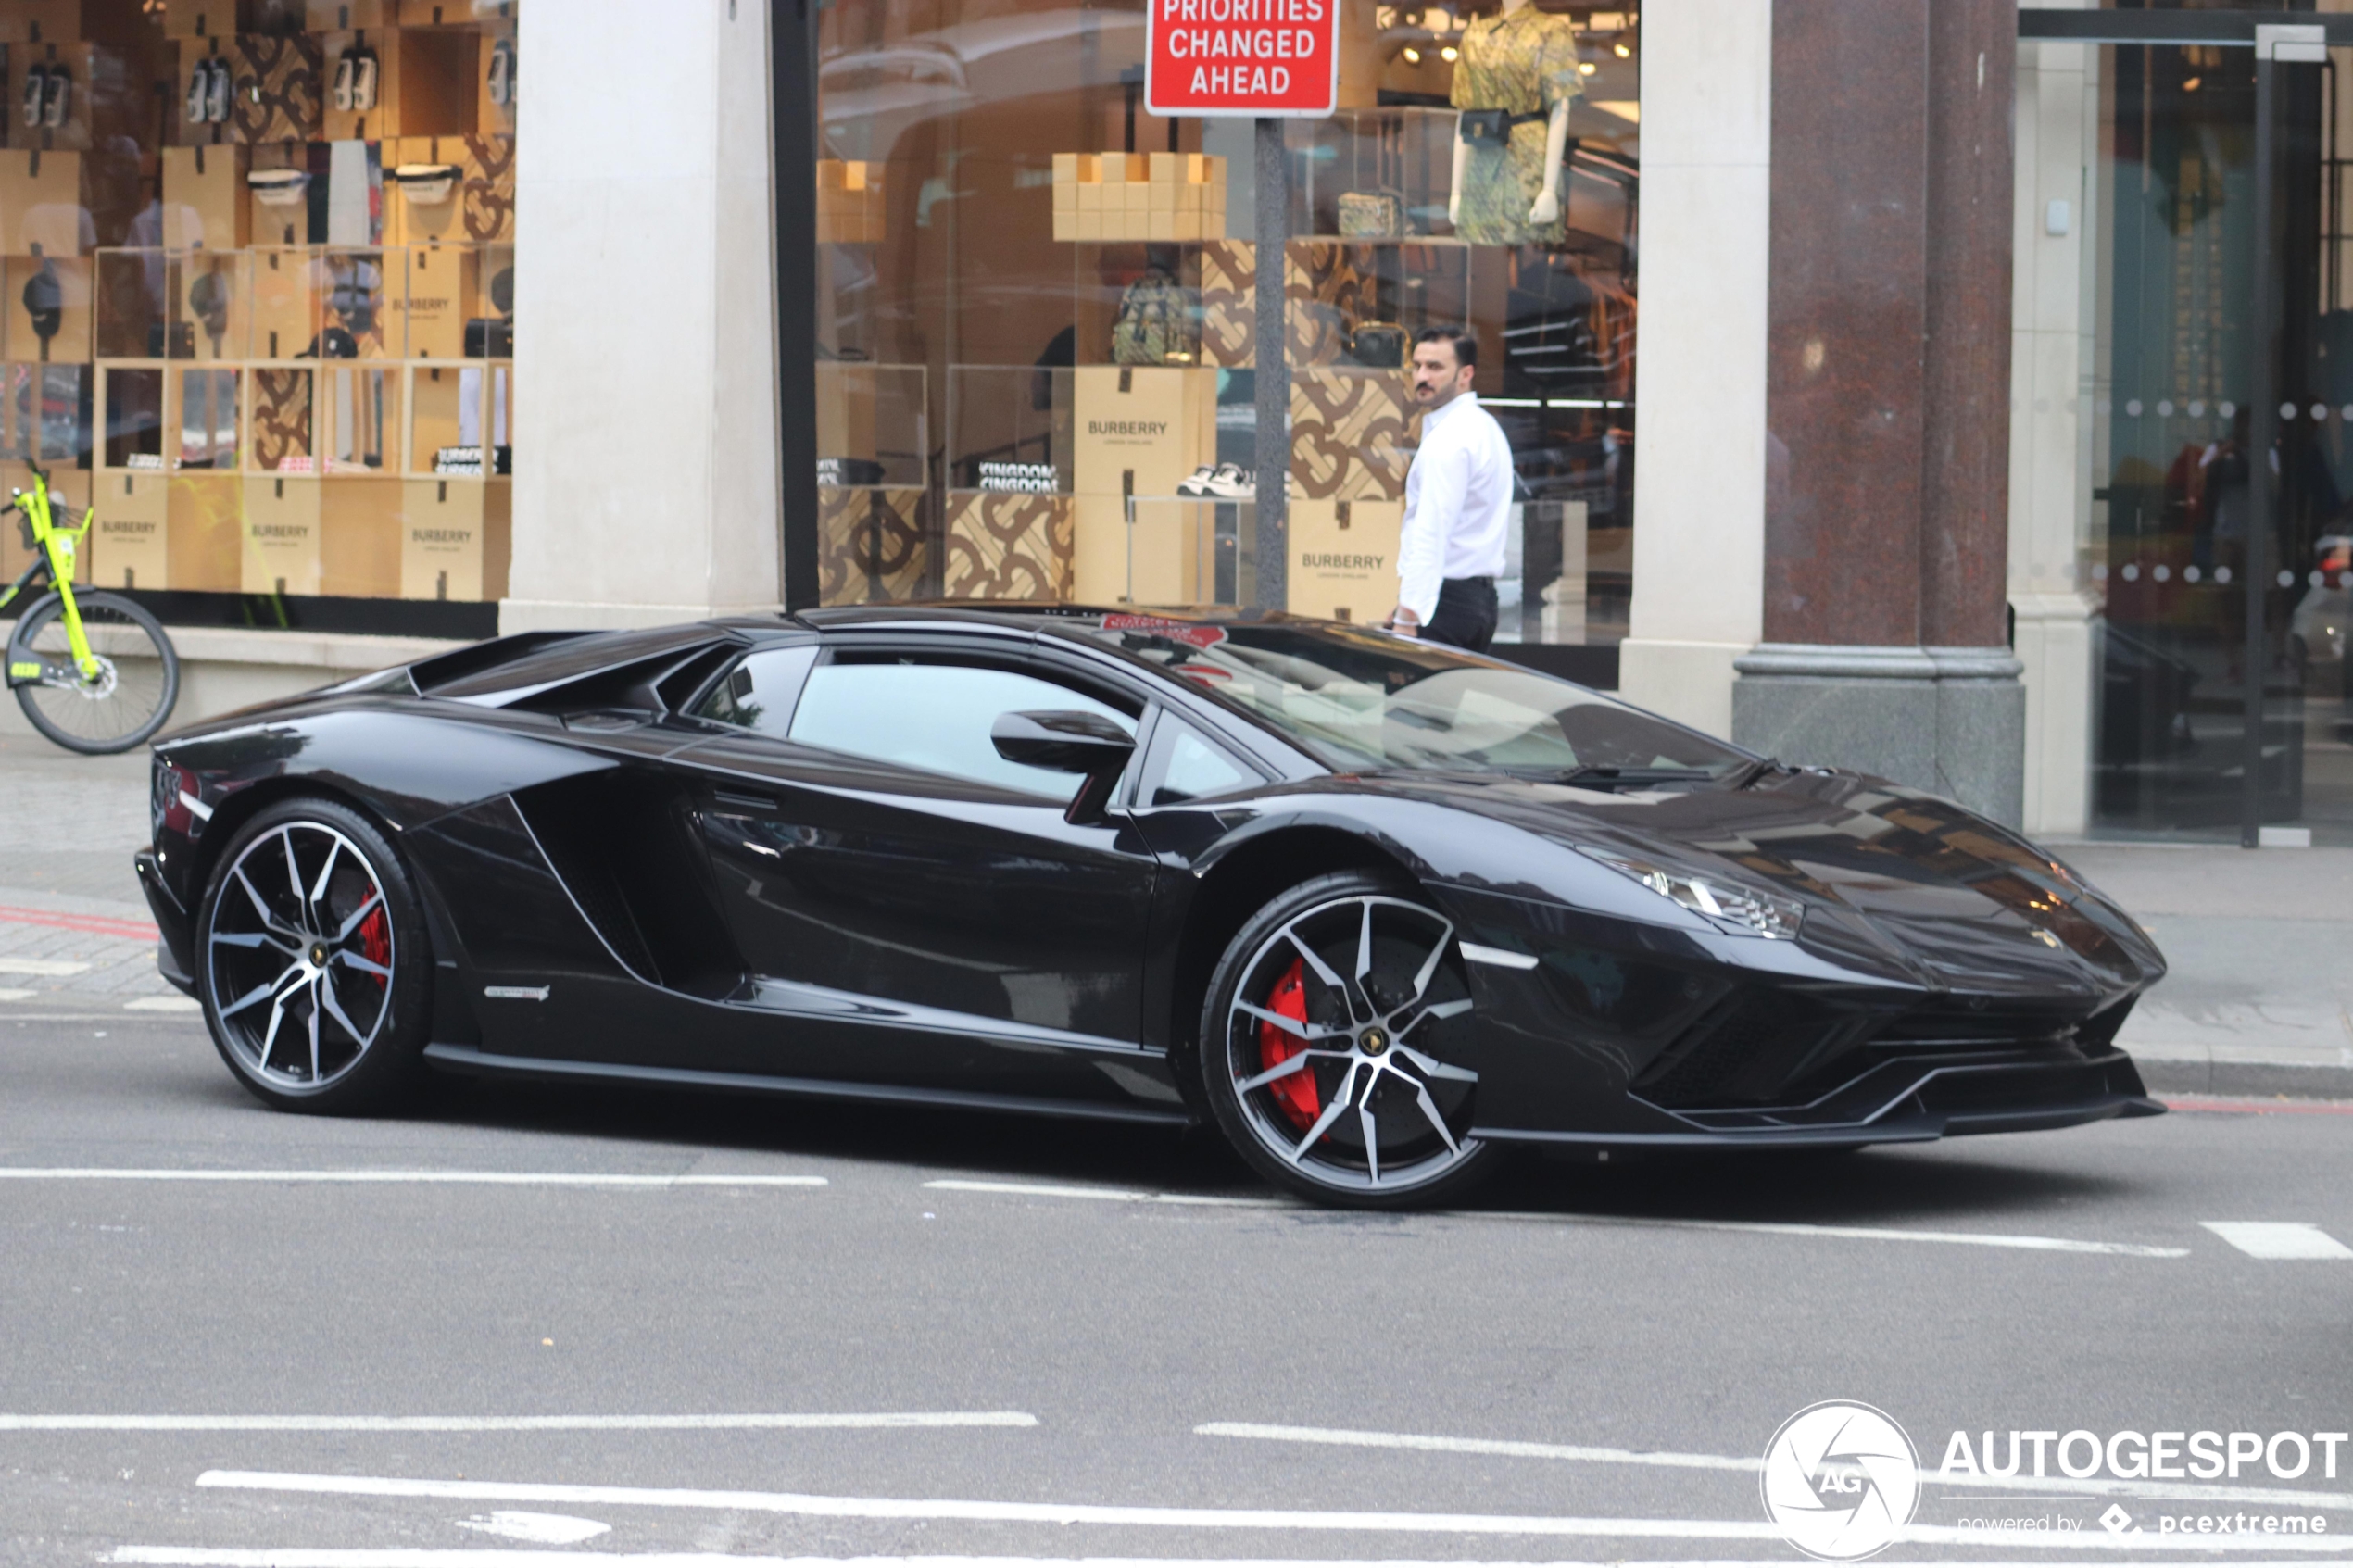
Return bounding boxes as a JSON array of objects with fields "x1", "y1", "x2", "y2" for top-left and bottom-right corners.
[{"x1": 138, "y1": 608, "x2": 2168, "y2": 1149}]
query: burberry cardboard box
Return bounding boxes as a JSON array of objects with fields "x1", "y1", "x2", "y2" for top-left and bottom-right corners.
[
  {"x1": 380, "y1": 244, "x2": 477, "y2": 358},
  {"x1": 1288, "y1": 497, "x2": 1403, "y2": 625},
  {"x1": 398, "y1": 474, "x2": 507, "y2": 599},
  {"x1": 161, "y1": 144, "x2": 251, "y2": 251},
  {"x1": 91, "y1": 470, "x2": 167, "y2": 589},
  {"x1": 1070, "y1": 493, "x2": 1214, "y2": 608},
  {"x1": 163, "y1": 470, "x2": 241, "y2": 591},
  {"x1": 1070, "y1": 364, "x2": 1214, "y2": 501},
  {"x1": 242, "y1": 469, "x2": 321, "y2": 594}
]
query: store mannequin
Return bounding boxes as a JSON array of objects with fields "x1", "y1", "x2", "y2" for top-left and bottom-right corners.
[{"x1": 1446, "y1": 0, "x2": 1580, "y2": 245}]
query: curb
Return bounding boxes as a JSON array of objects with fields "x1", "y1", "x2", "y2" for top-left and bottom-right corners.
[{"x1": 2135, "y1": 1057, "x2": 2353, "y2": 1101}]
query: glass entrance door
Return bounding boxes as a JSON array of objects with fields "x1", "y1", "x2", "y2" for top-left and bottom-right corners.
[{"x1": 2091, "y1": 29, "x2": 2353, "y2": 845}]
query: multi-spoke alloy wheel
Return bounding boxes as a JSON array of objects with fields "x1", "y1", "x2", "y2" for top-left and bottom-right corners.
[
  {"x1": 1202, "y1": 872, "x2": 1496, "y2": 1207},
  {"x1": 198, "y1": 798, "x2": 429, "y2": 1113}
]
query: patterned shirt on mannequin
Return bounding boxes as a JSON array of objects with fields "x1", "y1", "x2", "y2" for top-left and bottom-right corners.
[{"x1": 1448, "y1": 5, "x2": 1583, "y2": 246}]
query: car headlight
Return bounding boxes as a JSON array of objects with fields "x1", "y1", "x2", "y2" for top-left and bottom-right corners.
[{"x1": 1579, "y1": 847, "x2": 1805, "y2": 939}]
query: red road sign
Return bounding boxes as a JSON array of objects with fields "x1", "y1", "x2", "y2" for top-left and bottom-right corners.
[{"x1": 1144, "y1": 0, "x2": 1340, "y2": 118}]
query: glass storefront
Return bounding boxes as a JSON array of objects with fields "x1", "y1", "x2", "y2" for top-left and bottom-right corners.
[
  {"x1": 0, "y1": 0, "x2": 514, "y2": 634},
  {"x1": 812, "y1": 0, "x2": 1639, "y2": 671},
  {"x1": 2085, "y1": 29, "x2": 2353, "y2": 843}
]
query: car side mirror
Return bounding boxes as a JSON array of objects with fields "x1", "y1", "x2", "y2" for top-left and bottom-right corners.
[{"x1": 992, "y1": 709, "x2": 1137, "y2": 824}]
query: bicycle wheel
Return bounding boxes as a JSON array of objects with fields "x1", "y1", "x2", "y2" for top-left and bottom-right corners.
[{"x1": 12, "y1": 590, "x2": 180, "y2": 754}]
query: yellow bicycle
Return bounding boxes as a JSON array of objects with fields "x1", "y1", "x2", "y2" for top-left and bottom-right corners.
[{"x1": 0, "y1": 464, "x2": 179, "y2": 753}]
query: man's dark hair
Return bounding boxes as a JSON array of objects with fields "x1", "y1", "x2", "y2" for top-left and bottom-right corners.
[{"x1": 1414, "y1": 326, "x2": 1478, "y2": 370}]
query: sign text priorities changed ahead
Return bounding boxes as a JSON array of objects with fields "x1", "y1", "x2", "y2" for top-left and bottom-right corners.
[{"x1": 1145, "y1": 0, "x2": 1339, "y2": 118}]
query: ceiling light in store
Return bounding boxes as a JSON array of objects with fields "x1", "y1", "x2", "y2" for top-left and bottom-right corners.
[
  {"x1": 1402, "y1": 45, "x2": 1421, "y2": 63},
  {"x1": 2183, "y1": 75, "x2": 2202, "y2": 91},
  {"x1": 1440, "y1": 44, "x2": 1458, "y2": 61},
  {"x1": 1613, "y1": 38, "x2": 1632, "y2": 57},
  {"x1": 1579, "y1": 60, "x2": 1598, "y2": 76}
]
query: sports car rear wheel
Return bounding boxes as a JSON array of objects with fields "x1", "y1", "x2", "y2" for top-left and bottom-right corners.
[
  {"x1": 197, "y1": 797, "x2": 432, "y2": 1114},
  {"x1": 1202, "y1": 872, "x2": 1498, "y2": 1208}
]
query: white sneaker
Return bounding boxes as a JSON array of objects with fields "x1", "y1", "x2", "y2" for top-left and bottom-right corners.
[{"x1": 1179, "y1": 462, "x2": 1262, "y2": 499}]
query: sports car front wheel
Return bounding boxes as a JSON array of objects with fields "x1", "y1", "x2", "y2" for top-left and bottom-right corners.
[
  {"x1": 1201, "y1": 872, "x2": 1499, "y2": 1208},
  {"x1": 196, "y1": 797, "x2": 433, "y2": 1115}
]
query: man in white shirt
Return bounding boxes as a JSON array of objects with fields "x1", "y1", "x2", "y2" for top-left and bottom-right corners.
[{"x1": 1386, "y1": 328, "x2": 1513, "y2": 651}]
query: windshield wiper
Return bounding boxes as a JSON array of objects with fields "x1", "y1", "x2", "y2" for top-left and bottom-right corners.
[
  {"x1": 1553, "y1": 765, "x2": 1718, "y2": 790},
  {"x1": 1725, "y1": 756, "x2": 1785, "y2": 790}
]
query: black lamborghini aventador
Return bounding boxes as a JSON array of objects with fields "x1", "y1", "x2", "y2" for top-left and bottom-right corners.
[{"x1": 135, "y1": 608, "x2": 2167, "y2": 1207}]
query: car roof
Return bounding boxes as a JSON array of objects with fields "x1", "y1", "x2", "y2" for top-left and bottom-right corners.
[{"x1": 777, "y1": 603, "x2": 1312, "y2": 635}]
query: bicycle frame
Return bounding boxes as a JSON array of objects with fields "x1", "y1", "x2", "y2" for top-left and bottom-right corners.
[{"x1": 0, "y1": 464, "x2": 97, "y2": 688}]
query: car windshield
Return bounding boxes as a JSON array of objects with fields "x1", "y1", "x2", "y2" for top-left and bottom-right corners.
[{"x1": 1081, "y1": 617, "x2": 1752, "y2": 778}]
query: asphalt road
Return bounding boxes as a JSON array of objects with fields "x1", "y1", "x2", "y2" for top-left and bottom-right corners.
[{"x1": 4, "y1": 1010, "x2": 2351, "y2": 1565}]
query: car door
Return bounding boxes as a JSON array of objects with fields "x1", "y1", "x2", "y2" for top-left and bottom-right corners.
[{"x1": 674, "y1": 637, "x2": 1170, "y2": 1104}]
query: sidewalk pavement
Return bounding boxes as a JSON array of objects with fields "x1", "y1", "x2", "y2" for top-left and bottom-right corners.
[
  {"x1": 0, "y1": 733, "x2": 194, "y2": 1017},
  {"x1": 0, "y1": 733, "x2": 2343, "y2": 1092},
  {"x1": 2062, "y1": 844, "x2": 2353, "y2": 1098}
]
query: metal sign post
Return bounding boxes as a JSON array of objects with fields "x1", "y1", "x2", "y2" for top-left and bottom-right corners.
[
  {"x1": 1253, "y1": 117, "x2": 1289, "y2": 613},
  {"x1": 2245, "y1": 25, "x2": 2322, "y2": 847}
]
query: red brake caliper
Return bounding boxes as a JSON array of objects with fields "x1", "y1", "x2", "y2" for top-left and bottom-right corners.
[
  {"x1": 357, "y1": 903, "x2": 390, "y2": 985},
  {"x1": 1256, "y1": 957, "x2": 1320, "y2": 1131}
]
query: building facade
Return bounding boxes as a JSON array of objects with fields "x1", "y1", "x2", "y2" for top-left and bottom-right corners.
[{"x1": 31, "y1": 0, "x2": 2348, "y2": 849}]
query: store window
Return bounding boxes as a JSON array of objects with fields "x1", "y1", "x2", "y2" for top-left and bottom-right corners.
[
  {"x1": 2080, "y1": 35, "x2": 2353, "y2": 842},
  {"x1": 2, "y1": 0, "x2": 515, "y2": 633},
  {"x1": 812, "y1": 0, "x2": 1638, "y2": 659}
]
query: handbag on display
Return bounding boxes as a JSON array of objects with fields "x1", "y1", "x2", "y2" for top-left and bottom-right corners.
[
  {"x1": 1338, "y1": 190, "x2": 1404, "y2": 240},
  {"x1": 1346, "y1": 323, "x2": 1408, "y2": 369},
  {"x1": 1110, "y1": 265, "x2": 1198, "y2": 366},
  {"x1": 465, "y1": 266, "x2": 514, "y2": 358}
]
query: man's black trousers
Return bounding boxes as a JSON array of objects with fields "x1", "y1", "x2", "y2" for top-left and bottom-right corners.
[{"x1": 1423, "y1": 575, "x2": 1498, "y2": 653}]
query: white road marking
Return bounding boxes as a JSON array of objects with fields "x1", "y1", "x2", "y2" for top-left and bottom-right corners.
[
  {"x1": 450, "y1": 1512, "x2": 610, "y2": 1544},
  {"x1": 0, "y1": 1170, "x2": 826, "y2": 1187},
  {"x1": 1196, "y1": 1423, "x2": 2353, "y2": 1513},
  {"x1": 0, "y1": 986, "x2": 32, "y2": 1000},
  {"x1": 923, "y1": 1181, "x2": 2185, "y2": 1257},
  {"x1": 1198, "y1": 1424, "x2": 1753, "y2": 1474},
  {"x1": 0, "y1": 1412, "x2": 1031, "y2": 1433},
  {"x1": 0, "y1": 956, "x2": 88, "y2": 975},
  {"x1": 117, "y1": 1559, "x2": 2353, "y2": 1568},
  {"x1": 1479, "y1": 1210, "x2": 2190, "y2": 1258},
  {"x1": 124, "y1": 996, "x2": 203, "y2": 1012},
  {"x1": 923, "y1": 1180, "x2": 1283, "y2": 1209},
  {"x1": 2202, "y1": 1222, "x2": 2353, "y2": 1260},
  {"x1": 184, "y1": 1474, "x2": 2353, "y2": 1549}
]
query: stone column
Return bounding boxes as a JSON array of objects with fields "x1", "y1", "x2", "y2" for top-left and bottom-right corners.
[
  {"x1": 1731, "y1": 0, "x2": 2025, "y2": 825},
  {"x1": 1922, "y1": 0, "x2": 2026, "y2": 825},
  {"x1": 1617, "y1": 0, "x2": 1773, "y2": 739},
  {"x1": 501, "y1": 0, "x2": 782, "y2": 633}
]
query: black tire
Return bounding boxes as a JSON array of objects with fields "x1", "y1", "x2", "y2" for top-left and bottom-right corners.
[
  {"x1": 11, "y1": 588, "x2": 180, "y2": 753},
  {"x1": 195, "y1": 797, "x2": 432, "y2": 1115},
  {"x1": 1200, "y1": 870, "x2": 1501, "y2": 1209}
]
